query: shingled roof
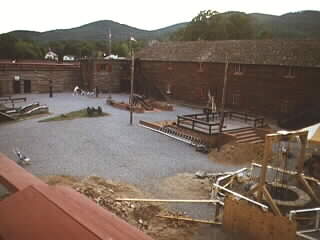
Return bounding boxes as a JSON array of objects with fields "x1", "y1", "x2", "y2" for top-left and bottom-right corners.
[{"x1": 136, "y1": 40, "x2": 320, "y2": 68}]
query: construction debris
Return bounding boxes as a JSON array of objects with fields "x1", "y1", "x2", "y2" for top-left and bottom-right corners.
[
  {"x1": 43, "y1": 175, "x2": 199, "y2": 240},
  {"x1": 208, "y1": 143, "x2": 264, "y2": 165}
]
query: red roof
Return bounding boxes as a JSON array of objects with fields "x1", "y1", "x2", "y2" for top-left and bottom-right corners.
[
  {"x1": 0, "y1": 153, "x2": 153, "y2": 240},
  {"x1": 0, "y1": 153, "x2": 44, "y2": 192}
]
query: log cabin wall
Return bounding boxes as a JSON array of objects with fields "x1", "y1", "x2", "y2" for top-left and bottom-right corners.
[
  {"x1": 0, "y1": 62, "x2": 80, "y2": 95},
  {"x1": 135, "y1": 60, "x2": 320, "y2": 119}
]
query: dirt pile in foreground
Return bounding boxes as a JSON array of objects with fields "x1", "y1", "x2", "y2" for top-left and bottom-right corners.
[
  {"x1": 42, "y1": 175, "x2": 197, "y2": 240},
  {"x1": 208, "y1": 143, "x2": 264, "y2": 165}
]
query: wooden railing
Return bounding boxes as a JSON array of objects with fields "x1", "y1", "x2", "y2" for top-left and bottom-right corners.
[
  {"x1": 0, "y1": 96, "x2": 27, "y2": 108},
  {"x1": 228, "y1": 112, "x2": 264, "y2": 128},
  {"x1": 177, "y1": 114, "x2": 220, "y2": 135}
]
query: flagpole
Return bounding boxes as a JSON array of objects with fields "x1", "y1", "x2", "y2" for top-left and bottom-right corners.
[
  {"x1": 108, "y1": 28, "x2": 112, "y2": 56},
  {"x1": 129, "y1": 37, "x2": 136, "y2": 125}
]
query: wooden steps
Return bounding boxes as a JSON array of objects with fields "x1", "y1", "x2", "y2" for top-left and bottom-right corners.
[{"x1": 226, "y1": 127, "x2": 264, "y2": 144}]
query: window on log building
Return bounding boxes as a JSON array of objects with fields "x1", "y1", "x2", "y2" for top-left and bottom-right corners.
[
  {"x1": 280, "y1": 99, "x2": 290, "y2": 113},
  {"x1": 234, "y1": 64, "x2": 243, "y2": 76},
  {"x1": 107, "y1": 64, "x2": 112, "y2": 72},
  {"x1": 232, "y1": 93, "x2": 241, "y2": 105},
  {"x1": 284, "y1": 67, "x2": 295, "y2": 79},
  {"x1": 97, "y1": 64, "x2": 107, "y2": 72},
  {"x1": 198, "y1": 62, "x2": 204, "y2": 72}
]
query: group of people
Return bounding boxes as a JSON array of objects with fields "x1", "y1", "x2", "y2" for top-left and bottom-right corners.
[{"x1": 73, "y1": 86, "x2": 99, "y2": 97}]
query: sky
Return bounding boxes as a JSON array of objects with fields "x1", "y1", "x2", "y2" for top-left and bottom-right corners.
[{"x1": 1, "y1": 0, "x2": 319, "y2": 34}]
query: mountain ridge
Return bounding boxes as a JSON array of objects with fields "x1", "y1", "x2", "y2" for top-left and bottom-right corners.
[{"x1": 6, "y1": 10, "x2": 320, "y2": 42}]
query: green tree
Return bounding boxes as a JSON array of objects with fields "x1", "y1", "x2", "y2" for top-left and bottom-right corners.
[
  {"x1": 171, "y1": 10, "x2": 255, "y2": 41},
  {"x1": 15, "y1": 41, "x2": 42, "y2": 59},
  {"x1": 0, "y1": 34, "x2": 18, "y2": 59}
]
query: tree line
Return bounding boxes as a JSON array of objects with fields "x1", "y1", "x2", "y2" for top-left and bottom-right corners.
[
  {"x1": 0, "y1": 33, "x2": 144, "y2": 61},
  {"x1": 170, "y1": 10, "x2": 273, "y2": 41}
]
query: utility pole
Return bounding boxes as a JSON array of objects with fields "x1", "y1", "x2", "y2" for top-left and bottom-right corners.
[
  {"x1": 49, "y1": 80, "x2": 53, "y2": 98},
  {"x1": 219, "y1": 57, "x2": 229, "y2": 132},
  {"x1": 129, "y1": 38, "x2": 135, "y2": 125},
  {"x1": 108, "y1": 28, "x2": 112, "y2": 56}
]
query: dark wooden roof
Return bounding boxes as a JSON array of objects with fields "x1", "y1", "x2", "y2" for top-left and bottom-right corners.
[{"x1": 136, "y1": 40, "x2": 320, "y2": 68}]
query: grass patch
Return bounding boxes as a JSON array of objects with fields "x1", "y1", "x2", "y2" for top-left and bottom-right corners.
[{"x1": 39, "y1": 108, "x2": 109, "y2": 122}]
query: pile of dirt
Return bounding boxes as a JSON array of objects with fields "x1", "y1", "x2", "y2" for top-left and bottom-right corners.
[
  {"x1": 43, "y1": 175, "x2": 198, "y2": 240},
  {"x1": 208, "y1": 143, "x2": 264, "y2": 165},
  {"x1": 159, "y1": 173, "x2": 211, "y2": 200}
]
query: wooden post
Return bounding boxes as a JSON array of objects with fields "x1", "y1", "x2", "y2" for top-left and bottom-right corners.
[
  {"x1": 297, "y1": 134, "x2": 307, "y2": 174},
  {"x1": 108, "y1": 28, "x2": 112, "y2": 56},
  {"x1": 129, "y1": 43, "x2": 134, "y2": 125},
  {"x1": 298, "y1": 175, "x2": 320, "y2": 204},
  {"x1": 263, "y1": 186, "x2": 282, "y2": 216},
  {"x1": 219, "y1": 58, "x2": 228, "y2": 133},
  {"x1": 257, "y1": 136, "x2": 272, "y2": 201}
]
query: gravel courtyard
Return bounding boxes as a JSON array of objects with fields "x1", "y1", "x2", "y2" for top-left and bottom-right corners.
[{"x1": 0, "y1": 93, "x2": 239, "y2": 224}]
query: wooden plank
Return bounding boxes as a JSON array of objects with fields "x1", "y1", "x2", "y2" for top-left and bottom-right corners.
[
  {"x1": 298, "y1": 175, "x2": 320, "y2": 204},
  {"x1": 263, "y1": 186, "x2": 282, "y2": 216},
  {"x1": 272, "y1": 216, "x2": 297, "y2": 240},
  {"x1": 156, "y1": 215, "x2": 222, "y2": 225},
  {"x1": 223, "y1": 197, "x2": 235, "y2": 233},
  {"x1": 257, "y1": 137, "x2": 272, "y2": 201},
  {"x1": 115, "y1": 198, "x2": 221, "y2": 203}
]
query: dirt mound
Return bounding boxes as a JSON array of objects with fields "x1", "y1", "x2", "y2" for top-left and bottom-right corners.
[
  {"x1": 208, "y1": 143, "x2": 264, "y2": 165},
  {"x1": 43, "y1": 175, "x2": 197, "y2": 240},
  {"x1": 159, "y1": 173, "x2": 211, "y2": 200}
]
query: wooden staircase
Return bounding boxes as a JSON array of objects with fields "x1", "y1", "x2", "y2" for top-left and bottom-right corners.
[{"x1": 225, "y1": 127, "x2": 264, "y2": 144}]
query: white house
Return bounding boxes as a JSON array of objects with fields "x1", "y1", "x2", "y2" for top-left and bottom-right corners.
[
  {"x1": 45, "y1": 49, "x2": 58, "y2": 61},
  {"x1": 63, "y1": 55, "x2": 75, "y2": 61}
]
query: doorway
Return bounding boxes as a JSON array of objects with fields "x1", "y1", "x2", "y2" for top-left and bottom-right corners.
[
  {"x1": 24, "y1": 80, "x2": 31, "y2": 93},
  {"x1": 13, "y1": 80, "x2": 21, "y2": 94}
]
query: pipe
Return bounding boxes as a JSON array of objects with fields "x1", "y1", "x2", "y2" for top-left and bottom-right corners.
[{"x1": 213, "y1": 183, "x2": 269, "y2": 210}]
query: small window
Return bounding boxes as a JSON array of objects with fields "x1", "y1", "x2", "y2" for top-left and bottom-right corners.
[
  {"x1": 284, "y1": 67, "x2": 295, "y2": 79},
  {"x1": 166, "y1": 84, "x2": 172, "y2": 95},
  {"x1": 107, "y1": 64, "x2": 112, "y2": 73},
  {"x1": 280, "y1": 100, "x2": 288, "y2": 113},
  {"x1": 97, "y1": 64, "x2": 107, "y2": 72},
  {"x1": 198, "y1": 62, "x2": 204, "y2": 73},
  {"x1": 234, "y1": 64, "x2": 243, "y2": 75},
  {"x1": 232, "y1": 93, "x2": 241, "y2": 105}
]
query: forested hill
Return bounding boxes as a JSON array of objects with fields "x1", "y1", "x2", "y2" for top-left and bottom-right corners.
[
  {"x1": 171, "y1": 10, "x2": 320, "y2": 40},
  {"x1": 252, "y1": 11, "x2": 320, "y2": 39},
  {"x1": 8, "y1": 21, "x2": 188, "y2": 42},
  {"x1": 7, "y1": 11, "x2": 320, "y2": 42}
]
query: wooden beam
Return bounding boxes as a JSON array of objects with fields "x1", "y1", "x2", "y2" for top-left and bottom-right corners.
[
  {"x1": 298, "y1": 175, "x2": 320, "y2": 204},
  {"x1": 115, "y1": 198, "x2": 222, "y2": 204},
  {"x1": 252, "y1": 163, "x2": 320, "y2": 184},
  {"x1": 257, "y1": 138, "x2": 272, "y2": 201},
  {"x1": 213, "y1": 184, "x2": 268, "y2": 210},
  {"x1": 247, "y1": 183, "x2": 260, "y2": 197},
  {"x1": 219, "y1": 58, "x2": 228, "y2": 133},
  {"x1": 266, "y1": 130, "x2": 308, "y2": 141},
  {"x1": 263, "y1": 186, "x2": 282, "y2": 216},
  {"x1": 297, "y1": 134, "x2": 308, "y2": 174},
  {"x1": 156, "y1": 215, "x2": 222, "y2": 225}
]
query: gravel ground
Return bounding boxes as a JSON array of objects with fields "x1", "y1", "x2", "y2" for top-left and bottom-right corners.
[{"x1": 0, "y1": 93, "x2": 240, "y2": 223}]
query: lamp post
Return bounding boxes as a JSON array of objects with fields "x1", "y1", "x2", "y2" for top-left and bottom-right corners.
[
  {"x1": 49, "y1": 80, "x2": 53, "y2": 98},
  {"x1": 129, "y1": 37, "x2": 136, "y2": 125}
]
